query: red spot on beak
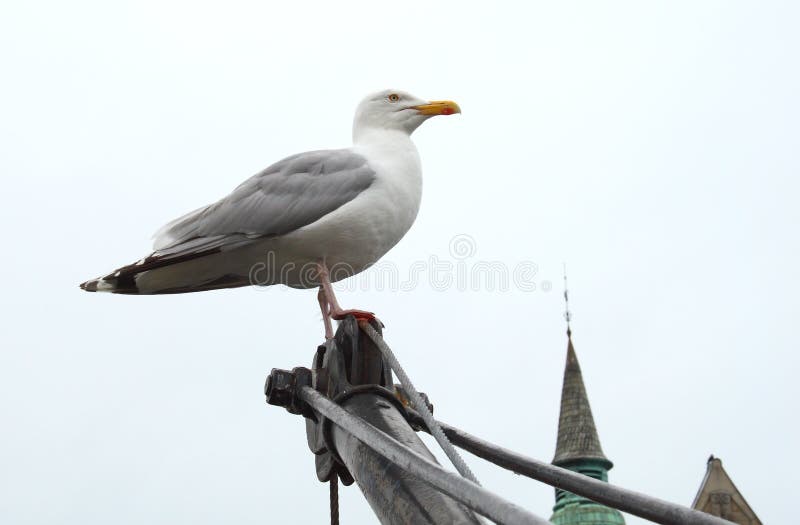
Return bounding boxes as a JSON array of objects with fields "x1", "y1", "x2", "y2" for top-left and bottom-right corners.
[{"x1": 441, "y1": 107, "x2": 454, "y2": 115}]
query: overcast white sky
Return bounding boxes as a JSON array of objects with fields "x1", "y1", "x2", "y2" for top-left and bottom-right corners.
[{"x1": 1, "y1": 1, "x2": 797, "y2": 523}]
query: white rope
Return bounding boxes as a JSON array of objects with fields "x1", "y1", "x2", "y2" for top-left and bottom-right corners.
[{"x1": 359, "y1": 321, "x2": 481, "y2": 486}]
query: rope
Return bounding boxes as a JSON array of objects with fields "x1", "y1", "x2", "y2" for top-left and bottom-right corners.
[
  {"x1": 330, "y1": 473, "x2": 339, "y2": 525},
  {"x1": 359, "y1": 321, "x2": 481, "y2": 486}
]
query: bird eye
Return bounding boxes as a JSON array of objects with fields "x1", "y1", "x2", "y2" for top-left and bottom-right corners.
[{"x1": 388, "y1": 93, "x2": 400, "y2": 103}]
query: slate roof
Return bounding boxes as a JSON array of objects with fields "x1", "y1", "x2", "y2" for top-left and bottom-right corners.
[{"x1": 552, "y1": 335, "x2": 610, "y2": 466}]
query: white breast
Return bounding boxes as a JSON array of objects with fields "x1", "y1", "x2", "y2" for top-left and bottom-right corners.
[{"x1": 272, "y1": 129, "x2": 423, "y2": 283}]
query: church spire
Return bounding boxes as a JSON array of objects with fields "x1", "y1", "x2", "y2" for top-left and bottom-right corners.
[
  {"x1": 552, "y1": 335, "x2": 611, "y2": 466},
  {"x1": 550, "y1": 272, "x2": 624, "y2": 525},
  {"x1": 553, "y1": 267, "x2": 609, "y2": 465}
]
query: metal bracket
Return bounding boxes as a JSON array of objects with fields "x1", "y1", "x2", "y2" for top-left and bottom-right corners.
[{"x1": 264, "y1": 316, "x2": 436, "y2": 487}]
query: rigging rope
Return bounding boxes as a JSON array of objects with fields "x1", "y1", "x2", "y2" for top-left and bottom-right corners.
[
  {"x1": 359, "y1": 321, "x2": 481, "y2": 486},
  {"x1": 330, "y1": 473, "x2": 339, "y2": 525}
]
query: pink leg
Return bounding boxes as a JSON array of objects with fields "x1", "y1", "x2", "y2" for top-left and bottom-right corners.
[
  {"x1": 316, "y1": 262, "x2": 375, "y2": 323},
  {"x1": 317, "y1": 287, "x2": 334, "y2": 339}
]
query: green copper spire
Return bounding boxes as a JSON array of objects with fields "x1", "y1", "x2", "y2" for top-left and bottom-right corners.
[{"x1": 550, "y1": 275, "x2": 624, "y2": 524}]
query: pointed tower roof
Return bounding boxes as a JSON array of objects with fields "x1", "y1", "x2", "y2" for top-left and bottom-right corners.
[
  {"x1": 549, "y1": 328, "x2": 623, "y2": 525},
  {"x1": 552, "y1": 334, "x2": 611, "y2": 467},
  {"x1": 691, "y1": 456, "x2": 761, "y2": 524},
  {"x1": 549, "y1": 272, "x2": 623, "y2": 525}
]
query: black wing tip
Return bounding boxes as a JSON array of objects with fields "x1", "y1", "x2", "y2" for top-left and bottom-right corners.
[
  {"x1": 80, "y1": 279, "x2": 98, "y2": 292},
  {"x1": 80, "y1": 277, "x2": 125, "y2": 293}
]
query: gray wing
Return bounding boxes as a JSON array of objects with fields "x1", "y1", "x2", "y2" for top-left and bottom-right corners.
[{"x1": 153, "y1": 149, "x2": 376, "y2": 251}]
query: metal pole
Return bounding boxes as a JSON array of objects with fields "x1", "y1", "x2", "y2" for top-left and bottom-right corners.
[
  {"x1": 299, "y1": 386, "x2": 551, "y2": 525},
  {"x1": 329, "y1": 391, "x2": 482, "y2": 525},
  {"x1": 409, "y1": 414, "x2": 732, "y2": 525}
]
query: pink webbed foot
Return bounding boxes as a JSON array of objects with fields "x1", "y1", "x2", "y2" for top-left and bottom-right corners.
[{"x1": 331, "y1": 308, "x2": 376, "y2": 322}]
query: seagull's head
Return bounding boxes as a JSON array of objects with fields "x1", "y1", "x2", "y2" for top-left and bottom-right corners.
[{"x1": 353, "y1": 89, "x2": 461, "y2": 142}]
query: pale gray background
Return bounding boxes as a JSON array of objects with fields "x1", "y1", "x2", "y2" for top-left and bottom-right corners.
[{"x1": 1, "y1": 1, "x2": 797, "y2": 523}]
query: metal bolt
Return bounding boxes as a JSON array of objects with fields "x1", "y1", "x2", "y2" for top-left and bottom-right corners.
[
  {"x1": 265, "y1": 367, "x2": 314, "y2": 417},
  {"x1": 265, "y1": 368, "x2": 295, "y2": 408}
]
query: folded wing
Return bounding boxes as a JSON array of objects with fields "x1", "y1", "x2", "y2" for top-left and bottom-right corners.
[
  {"x1": 81, "y1": 149, "x2": 376, "y2": 294},
  {"x1": 154, "y1": 148, "x2": 376, "y2": 251}
]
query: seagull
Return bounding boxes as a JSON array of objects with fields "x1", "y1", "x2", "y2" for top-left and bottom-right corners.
[{"x1": 80, "y1": 89, "x2": 461, "y2": 338}]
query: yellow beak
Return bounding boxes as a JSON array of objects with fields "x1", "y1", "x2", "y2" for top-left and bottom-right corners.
[{"x1": 413, "y1": 100, "x2": 461, "y2": 116}]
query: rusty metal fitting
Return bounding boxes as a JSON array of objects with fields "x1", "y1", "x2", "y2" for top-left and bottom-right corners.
[{"x1": 394, "y1": 384, "x2": 434, "y2": 414}]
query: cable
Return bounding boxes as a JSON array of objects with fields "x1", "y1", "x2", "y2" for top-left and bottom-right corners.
[
  {"x1": 299, "y1": 386, "x2": 548, "y2": 525},
  {"x1": 405, "y1": 410, "x2": 733, "y2": 525},
  {"x1": 330, "y1": 473, "x2": 339, "y2": 525},
  {"x1": 359, "y1": 321, "x2": 480, "y2": 486}
]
